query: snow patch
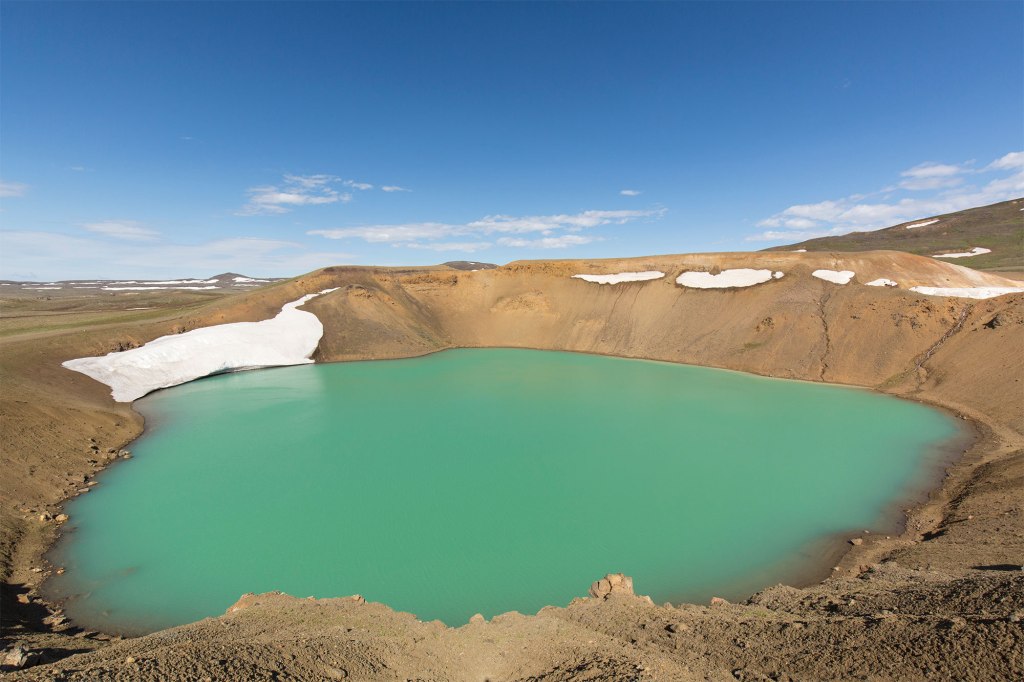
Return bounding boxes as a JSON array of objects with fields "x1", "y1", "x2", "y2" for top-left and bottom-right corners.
[
  {"x1": 904, "y1": 219, "x2": 939, "y2": 229},
  {"x1": 932, "y1": 247, "x2": 991, "y2": 259},
  {"x1": 910, "y1": 286, "x2": 1024, "y2": 300},
  {"x1": 865, "y1": 278, "x2": 898, "y2": 287},
  {"x1": 24, "y1": 287, "x2": 62, "y2": 290},
  {"x1": 101, "y1": 286, "x2": 220, "y2": 291},
  {"x1": 62, "y1": 288, "x2": 341, "y2": 402},
  {"x1": 572, "y1": 271, "x2": 665, "y2": 284},
  {"x1": 140, "y1": 279, "x2": 219, "y2": 285},
  {"x1": 676, "y1": 269, "x2": 783, "y2": 289},
  {"x1": 812, "y1": 269, "x2": 855, "y2": 285},
  {"x1": 791, "y1": 249, "x2": 807, "y2": 253},
  {"x1": 232, "y1": 276, "x2": 270, "y2": 283}
]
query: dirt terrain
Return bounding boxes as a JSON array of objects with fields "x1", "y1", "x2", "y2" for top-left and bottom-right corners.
[{"x1": 1, "y1": 251, "x2": 1022, "y2": 680}]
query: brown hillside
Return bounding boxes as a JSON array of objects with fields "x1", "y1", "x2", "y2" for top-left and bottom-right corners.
[{"x1": 2, "y1": 251, "x2": 1023, "y2": 680}]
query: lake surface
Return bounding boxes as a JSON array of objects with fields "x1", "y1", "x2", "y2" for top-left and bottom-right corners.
[{"x1": 47, "y1": 349, "x2": 960, "y2": 633}]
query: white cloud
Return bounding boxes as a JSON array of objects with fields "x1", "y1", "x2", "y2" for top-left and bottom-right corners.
[
  {"x1": 282, "y1": 174, "x2": 338, "y2": 189},
  {"x1": 620, "y1": 189, "x2": 642, "y2": 196},
  {"x1": 901, "y1": 162, "x2": 962, "y2": 179},
  {"x1": 988, "y1": 151, "x2": 1024, "y2": 170},
  {"x1": 309, "y1": 208, "x2": 662, "y2": 251},
  {"x1": 467, "y1": 209, "x2": 663, "y2": 234},
  {"x1": 402, "y1": 241, "x2": 491, "y2": 252},
  {"x1": 899, "y1": 162, "x2": 966, "y2": 190},
  {"x1": 344, "y1": 180, "x2": 374, "y2": 191},
  {"x1": 497, "y1": 235, "x2": 594, "y2": 249},
  {"x1": 0, "y1": 231, "x2": 354, "y2": 281},
  {"x1": 381, "y1": 185, "x2": 411, "y2": 192},
  {"x1": 83, "y1": 220, "x2": 160, "y2": 241},
  {"x1": 749, "y1": 151, "x2": 1024, "y2": 242},
  {"x1": 237, "y1": 174, "x2": 349, "y2": 215},
  {"x1": 309, "y1": 223, "x2": 455, "y2": 243},
  {"x1": 748, "y1": 227, "x2": 850, "y2": 242},
  {"x1": 0, "y1": 181, "x2": 29, "y2": 198}
]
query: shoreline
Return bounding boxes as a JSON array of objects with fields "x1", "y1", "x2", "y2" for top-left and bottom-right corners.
[
  {"x1": 3, "y1": 255, "x2": 1021, "y2": 679},
  {"x1": 32, "y1": 346, "x2": 987, "y2": 639}
]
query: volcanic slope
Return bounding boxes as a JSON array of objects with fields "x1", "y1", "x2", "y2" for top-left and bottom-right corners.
[
  {"x1": 2, "y1": 251, "x2": 1023, "y2": 680},
  {"x1": 764, "y1": 197, "x2": 1024, "y2": 272}
]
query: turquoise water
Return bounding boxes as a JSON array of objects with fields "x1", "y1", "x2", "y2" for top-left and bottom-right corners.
[{"x1": 47, "y1": 349, "x2": 960, "y2": 634}]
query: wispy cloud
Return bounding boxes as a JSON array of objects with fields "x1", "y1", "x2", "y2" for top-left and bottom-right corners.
[
  {"x1": 0, "y1": 231, "x2": 354, "y2": 281},
  {"x1": 237, "y1": 174, "x2": 412, "y2": 214},
  {"x1": 748, "y1": 151, "x2": 1024, "y2": 242},
  {"x1": 497, "y1": 235, "x2": 595, "y2": 249},
  {"x1": 989, "y1": 151, "x2": 1024, "y2": 170},
  {"x1": 310, "y1": 223, "x2": 454, "y2": 243},
  {"x1": 83, "y1": 220, "x2": 160, "y2": 241},
  {"x1": 898, "y1": 162, "x2": 965, "y2": 190},
  {"x1": 403, "y1": 241, "x2": 491, "y2": 252},
  {"x1": 309, "y1": 208, "x2": 663, "y2": 252},
  {"x1": 467, "y1": 209, "x2": 664, "y2": 234},
  {"x1": 620, "y1": 189, "x2": 642, "y2": 196},
  {"x1": 237, "y1": 174, "x2": 349, "y2": 216},
  {"x1": 0, "y1": 181, "x2": 29, "y2": 198}
]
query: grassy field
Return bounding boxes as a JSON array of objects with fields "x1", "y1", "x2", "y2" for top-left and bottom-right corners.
[
  {"x1": 764, "y1": 198, "x2": 1024, "y2": 271},
  {"x1": 0, "y1": 290, "x2": 231, "y2": 338}
]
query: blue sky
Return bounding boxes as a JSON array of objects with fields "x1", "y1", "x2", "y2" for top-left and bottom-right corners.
[{"x1": 1, "y1": 1, "x2": 1021, "y2": 280}]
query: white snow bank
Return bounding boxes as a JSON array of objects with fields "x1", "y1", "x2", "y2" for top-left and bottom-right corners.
[
  {"x1": 812, "y1": 269, "x2": 855, "y2": 285},
  {"x1": 791, "y1": 249, "x2": 807, "y2": 253},
  {"x1": 932, "y1": 247, "x2": 991, "y2": 259},
  {"x1": 910, "y1": 286, "x2": 1024, "y2": 300},
  {"x1": 63, "y1": 288, "x2": 340, "y2": 402},
  {"x1": 101, "y1": 286, "x2": 220, "y2": 291},
  {"x1": 140, "y1": 279, "x2": 219, "y2": 285},
  {"x1": 675, "y1": 269, "x2": 783, "y2": 289},
  {"x1": 233, "y1": 276, "x2": 270, "y2": 283},
  {"x1": 24, "y1": 287, "x2": 62, "y2": 290},
  {"x1": 865, "y1": 278, "x2": 898, "y2": 287},
  {"x1": 905, "y1": 219, "x2": 939, "y2": 229},
  {"x1": 572, "y1": 271, "x2": 665, "y2": 284}
]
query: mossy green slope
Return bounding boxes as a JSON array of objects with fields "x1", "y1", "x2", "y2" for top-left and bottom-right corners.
[{"x1": 765, "y1": 198, "x2": 1024, "y2": 271}]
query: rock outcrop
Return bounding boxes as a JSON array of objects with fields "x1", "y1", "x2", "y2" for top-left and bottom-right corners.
[{"x1": 589, "y1": 573, "x2": 635, "y2": 599}]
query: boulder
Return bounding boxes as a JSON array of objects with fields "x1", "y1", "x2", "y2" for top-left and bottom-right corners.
[
  {"x1": 589, "y1": 573, "x2": 634, "y2": 599},
  {"x1": 3, "y1": 645, "x2": 38, "y2": 670}
]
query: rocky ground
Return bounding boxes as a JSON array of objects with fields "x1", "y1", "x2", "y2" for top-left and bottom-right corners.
[{"x1": 2, "y1": 252, "x2": 1022, "y2": 680}]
